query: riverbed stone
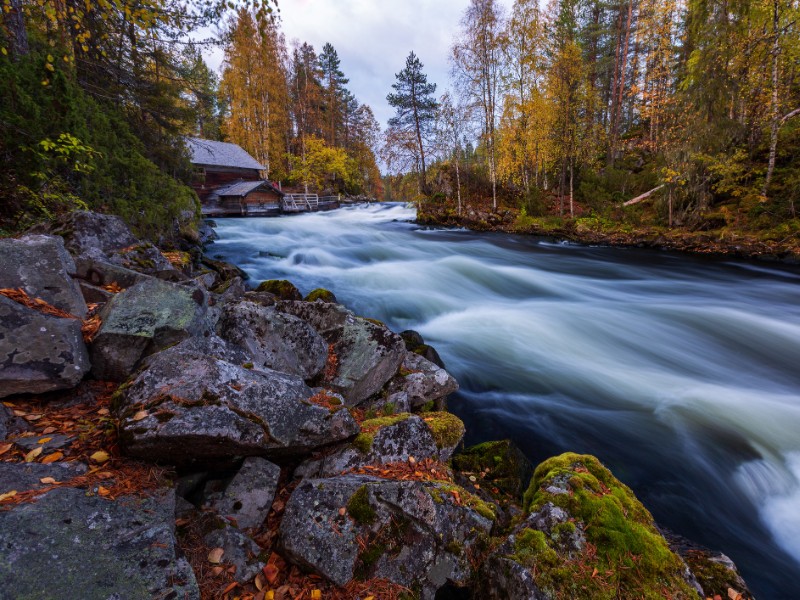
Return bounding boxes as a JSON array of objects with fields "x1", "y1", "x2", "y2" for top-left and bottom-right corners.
[
  {"x1": 480, "y1": 453, "x2": 700, "y2": 600},
  {"x1": 0, "y1": 234, "x2": 87, "y2": 318},
  {"x1": 280, "y1": 474, "x2": 493, "y2": 597},
  {"x1": 90, "y1": 277, "x2": 209, "y2": 381},
  {"x1": 211, "y1": 456, "x2": 281, "y2": 530},
  {"x1": 296, "y1": 414, "x2": 441, "y2": 478},
  {"x1": 116, "y1": 346, "x2": 359, "y2": 462},
  {"x1": 204, "y1": 526, "x2": 265, "y2": 584},
  {"x1": 278, "y1": 301, "x2": 406, "y2": 404},
  {"x1": 0, "y1": 297, "x2": 91, "y2": 398},
  {"x1": 388, "y1": 352, "x2": 459, "y2": 410},
  {"x1": 0, "y1": 486, "x2": 198, "y2": 600},
  {"x1": 216, "y1": 301, "x2": 327, "y2": 380}
]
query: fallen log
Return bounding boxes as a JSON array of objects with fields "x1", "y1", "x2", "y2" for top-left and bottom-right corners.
[{"x1": 623, "y1": 184, "x2": 665, "y2": 206}]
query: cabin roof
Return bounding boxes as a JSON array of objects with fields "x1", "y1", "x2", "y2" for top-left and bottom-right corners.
[
  {"x1": 214, "y1": 179, "x2": 284, "y2": 198},
  {"x1": 186, "y1": 137, "x2": 265, "y2": 171}
]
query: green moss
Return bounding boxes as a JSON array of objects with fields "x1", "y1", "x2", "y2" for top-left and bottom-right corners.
[
  {"x1": 354, "y1": 542, "x2": 386, "y2": 580},
  {"x1": 427, "y1": 483, "x2": 497, "y2": 522},
  {"x1": 255, "y1": 279, "x2": 301, "y2": 300},
  {"x1": 519, "y1": 452, "x2": 698, "y2": 600},
  {"x1": 510, "y1": 528, "x2": 559, "y2": 568},
  {"x1": 353, "y1": 433, "x2": 374, "y2": 454},
  {"x1": 352, "y1": 413, "x2": 413, "y2": 455},
  {"x1": 242, "y1": 362, "x2": 254, "y2": 370},
  {"x1": 683, "y1": 550, "x2": 749, "y2": 599},
  {"x1": 418, "y1": 400, "x2": 435, "y2": 413},
  {"x1": 380, "y1": 402, "x2": 396, "y2": 416},
  {"x1": 420, "y1": 411, "x2": 465, "y2": 449},
  {"x1": 347, "y1": 485, "x2": 376, "y2": 525},
  {"x1": 364, "y1": 317, "x2": 385, "y2": 327},
  {"x1": 304, "y1": 288, "x2": 337, "y2": 303}
]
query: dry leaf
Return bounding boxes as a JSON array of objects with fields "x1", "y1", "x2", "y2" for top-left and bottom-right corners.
[
  {"x1": 90, "y1": 450, "x2": 110, "y2": 464},
  {"x1": 13, "y1": 410, "x2": 26, "y2": 417},
  {"x1": 42, "y1": 426, "x2": 57, "y2": 435},
  {"x1": 131, "y1": 410, "x2": 149, "y2": 422},
  {"x1": 97, "y1": 408, "x2": 110, "y2": 416},
  {"x1": 210, "y1": 566, "x2": 224, "y2": 576},
  {"x1": 175, "y1": 518, "x2": 190, "y2": 527},
  {"x1": 208, "y1": 547, "x2": 225, "y2": 564},
  {"x1": 97, "y1": 486, "x2": 111, "y2": 496},
  {"x1": 728, "y1": 589, "x2": 743, "y2": 600},
  {"x1": 41, "y1": 451, "x2": 64, "y2": 464},
  {"x1": 37, "y1": 437, "x2": 53, "y2": 444},
  {"x1": 0, "y1": 443, "x2": 12, "y2": 456},
  {"x1": 23, "y1": 414, "x2": 43, "y2": 421},
  {"x1": 39, "y1": 477, "x2": 59, "y2": 484},
  {"x1": 0, "y1": 490, "x2": 17, "y2": 502},
  {"x1": 24, "y1": 447, "x2": 43, "y2": 462},
  {"x1": 221, "y1": 582, "x2": 238, "y2": 594},
  {"x1": 364, "y1": 597, "x2": 374, "y2": 600},
  {"x1": 254, "y1": 572, "x2": 265, "y2": 591},
  {"x1": 263, "y1": 563, "x2": 279, "y2": 585},
  {"x1": 310, "y1": 590, "x2": 321, "y2": 600},
  {"x1": 338, "y1": 507, "x2": 347, "y2": 516}
]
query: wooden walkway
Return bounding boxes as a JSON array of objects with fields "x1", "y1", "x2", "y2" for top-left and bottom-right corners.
[{"x1": 201, "y1": 194, "x2": 340, "y2": 217}]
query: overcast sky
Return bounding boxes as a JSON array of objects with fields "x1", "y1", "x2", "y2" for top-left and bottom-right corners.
[{"x1": 205, "y1": 0, "x2": 513, "y2": 130}]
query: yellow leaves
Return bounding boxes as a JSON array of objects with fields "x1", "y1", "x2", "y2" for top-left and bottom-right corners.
[
  {"x1": 208, "y1": 547, "x2": 225, "y2": 564},
  {"x1": 90, "y1": 450, "x2": 110, "y2": 464},
  {"x1": 24, "y1": 447, "x2": 43, "y2": 462},
  {"x1": 41, "y1": 452, "x2": 64, "y2": 464},
  {"x1": 38, "y1": 437, "x2": 53, "y2": 444},
  {"x1": 0, "y1": 491, "x2": 17, "y2": 502}
]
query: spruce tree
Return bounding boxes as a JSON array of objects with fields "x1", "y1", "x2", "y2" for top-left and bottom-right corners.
[{"x1": 387, "y1": 51, "x2": 439, "y2": 194}]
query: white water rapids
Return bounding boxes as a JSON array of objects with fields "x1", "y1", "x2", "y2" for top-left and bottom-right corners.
[{"x1": 210, "y1": 203, "x2": 800, "y2": 598}]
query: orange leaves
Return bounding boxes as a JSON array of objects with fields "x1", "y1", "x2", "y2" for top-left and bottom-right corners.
[
  {"x1": 306, "y1": 389, "x2": 343, "y2": 411},
  {"x1": 0, "y1": 287, "x2": 77, "y2": 320},
  {"x1": 0, "y1": 443, "x2": 12, "y2": 456},
  {"x1": 348, "y1": 458, "x2": 452, "y2": 484},
  {"x1": 102, "y1": 282, "x2": 123, "y2": 294},
  {"x1": 323, "y1": 343, "x2": 339, "y2": 382},
  {"x1": 81, "y1": 314, "x2": 102, "y2": 342},
  {"x1": 41, "y1": 451, "x2": 64, "y2": 464}
]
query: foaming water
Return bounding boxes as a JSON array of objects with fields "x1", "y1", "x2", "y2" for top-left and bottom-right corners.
[{"x1": 211, "y1": 203, "x2": 800, "y2": 598}]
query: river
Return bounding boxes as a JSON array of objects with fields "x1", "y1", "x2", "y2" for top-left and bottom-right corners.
[{"x1": 210, "y1": 203, "x2": 800, "y2": 599}]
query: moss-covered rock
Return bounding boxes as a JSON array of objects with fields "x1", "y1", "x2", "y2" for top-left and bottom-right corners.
[
  {"x1": 305, "y1": 288, "x2": 337, "y2": 303},
  {"x1": 255, "y1": 279, "x2": 302, "y2": 300},
  {"x1": 481, "y1": 453, "x2": 700, "y2": 600},
  {"x1": 420, "y1": 411, "x2": 465, "y2": 460},
  {"x1": 451, "y1": 439, "x2": 533, "y2": 501}
]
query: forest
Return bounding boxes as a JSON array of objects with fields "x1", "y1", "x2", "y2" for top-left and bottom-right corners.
[
  {"x1": 386, "y1": 0, "x2": 800, "y2": 245},
  {"x1": 1, "y1": 0, "x2": 799, "y2": 246},
  {"x1": 0, "y1": 0, "x2": 380, "y2": 239}
]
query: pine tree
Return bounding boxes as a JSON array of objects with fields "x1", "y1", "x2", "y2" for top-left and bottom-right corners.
[
  {"x1": 318, "y1": 42, "x2": 349, "y2": 147},
  {"x1": 387, "y1": 51, "x2": 439, "y2": 193}
]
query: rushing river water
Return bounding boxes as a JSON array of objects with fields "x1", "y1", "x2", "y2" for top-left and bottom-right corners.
[{"x1": 211, "y1": 203, "x2": 800, "y2": 599}]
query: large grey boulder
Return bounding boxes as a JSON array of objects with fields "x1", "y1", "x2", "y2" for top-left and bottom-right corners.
[
  {"x1": 0, "y1": 234, "x2": 87, "y2": 318},
  {"x1": 211, "y1": 456, "x2": 281, "y2": 530},
  {"x1": 116, "y1": 346, "x2": 359, "y2": 462},
  {"x1": 217, "y1": 301, "x2": 327, "y2": 380},
  {"x1": 90, "y1": 277, "x2": 209, "y2": 381},
  {"x1": 278, "y1": 301, "x2": 406, "y2": 405},
  {"x1": 0, "y1": 486, "x2": 199, "y2": 600},
  {"x1": 0, "y1": 297, "x2": 90, "y2": 398},
  {"x1": 0, "y1": 460, "x2": 88, "y2": 492},
  {"x1": 296, "y1": 414, "x2": 441, "y2": 479},
  {"x1": 280, "y1": 475, "x2": 494, "y2": 598},
  {"x1": 387, "y1": 352, "x2": 459, "y2": 410}
]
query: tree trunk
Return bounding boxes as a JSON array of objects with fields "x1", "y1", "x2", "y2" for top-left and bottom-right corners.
[
  {"x1": 5, "y1": 0, "x2": 28, "y2": 58},
  {"x1": 455, "y1": 152, "x2": 462, "y2": 217},
  {"x1": 569, "y1": 160, "x2": 574, "y2": 218},
  {"x1": 763, "y1": 0, "x2": 781, "y2": 198}
]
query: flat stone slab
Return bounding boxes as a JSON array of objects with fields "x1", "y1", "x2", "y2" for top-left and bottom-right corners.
[
  {"x1": 0, "y1": 486, "x2": 199, "y2": 600},
  {"x1": 0, "y1": 297, "x2": 91, "y2": 398},
  {"x1": 0, "y1": 234, "x2": 87, "y2": 318}
]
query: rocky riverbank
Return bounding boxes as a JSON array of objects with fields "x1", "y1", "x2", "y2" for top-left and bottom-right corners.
[
  {"x1": 1, "y1": 211, "x2": 753, "y2": 599},
  {"x1": 418, "y1": 204, "x2": 800, "y2": 264}
]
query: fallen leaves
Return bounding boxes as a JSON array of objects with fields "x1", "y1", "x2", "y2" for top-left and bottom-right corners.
[
  {"x1": 348, "y1": 458, "x2": 453, "y2": 483},
  {"x1": 81, "y1": 314, "x2": 102, "y2": 343},
  {"x1": 208, "y1": 547, "x2": 225, "y2": 564},
  {"x1": 0, "y1": 490, "x2": 18, "y2": 502},
  {"x1": 24, "y1": 447, "x2": 43, "y2": 462},
  {"x1": 39, "y1": 477, "x2": 59, "y2": 485},
  {"x1": 131, "y1": 410, "x2": 149, "y2": 422},
  {"x1": 0, "y1": 288, "x2": 77, "y2": 319},
  {"x1": 0, "y1": 443, "x2": 12, "y2": 456},
  {"x1": 90, "y1": 450, "x2": 111, "y2": 464},
  {"x1": 41, "y1": 451, "x2": 64, "y2": 464}
]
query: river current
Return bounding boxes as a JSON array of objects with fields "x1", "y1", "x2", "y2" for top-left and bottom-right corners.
[{"x1": 210, "y1": 203, "x2": 800, "y2": 599}]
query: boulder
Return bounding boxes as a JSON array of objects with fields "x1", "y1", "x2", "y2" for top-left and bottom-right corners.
[
  {"x1": 305, "y1": 288, "x2": 337, "y2": 303},
  {"x1": 0, "y1": 297, "x2": 91, "y2": 398},
  {"x1": 0, "y1": 234, "x2": 87, "y2": 318},
  {"x1": 0, "y1": 460, "x2": 87, "y2": 492},
  {"x1": 400, "y1": 329, "x2": 445, "y2": 368},
  {"x1": 116, "y1": 347, "x2": 359, "y2": 462},
  {"x1": 90, "y1": 277, "x2": 209, "y2": 381},
  {"x1": 0, "y1": 404, "x2": 26, "y2": 440},
  {"x1": 280, "y1": 474, "x2": 494, "y2": 598},
  {"x1": 73, "y1": 257, "x2": 152, "y2": 289},
  {"x1": 296, "y1": 414, "x2": 441, "y2": 478},
  {"x1": 255, "y1": 279, "x2": 302, "y2": 300},
  {"x1": 216, "y1": 301, "x2": 327, "y2": 380},
  {"x1": 387, "y1": 352, "x2": 459, "y2": 410},
  {"x1": 30, "y1": 210, "x2": 139, "y2": 259},
  {"x1": 278, "y1": 301, "x2": 406, "y2": 405},
  {"x1": 211, "y1": 456, "x2": 281, "y2": 530},
  {"x1": 480, "y1": 453, "x2": 701, "y2": 600},
  {"x1": 0, "y1": 486, "x2": 199, "y2": 600},
  {"x1": 204, "y1": 526, "x2": 265, "y2": 584}
]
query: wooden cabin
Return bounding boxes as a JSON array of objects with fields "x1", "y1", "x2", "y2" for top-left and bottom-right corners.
[{"x1": 187, "y1": 137, "x2": 285, "y2": 215}]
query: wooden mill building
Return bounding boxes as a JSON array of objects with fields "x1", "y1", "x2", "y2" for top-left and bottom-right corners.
[{"x1": 187, "y1": 137, "x2": 340, "y2": 216}]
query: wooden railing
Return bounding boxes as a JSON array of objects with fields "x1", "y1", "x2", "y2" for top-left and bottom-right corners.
[{"x1": 282, "y1": 194, "x2": 319, "y2": 212}]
